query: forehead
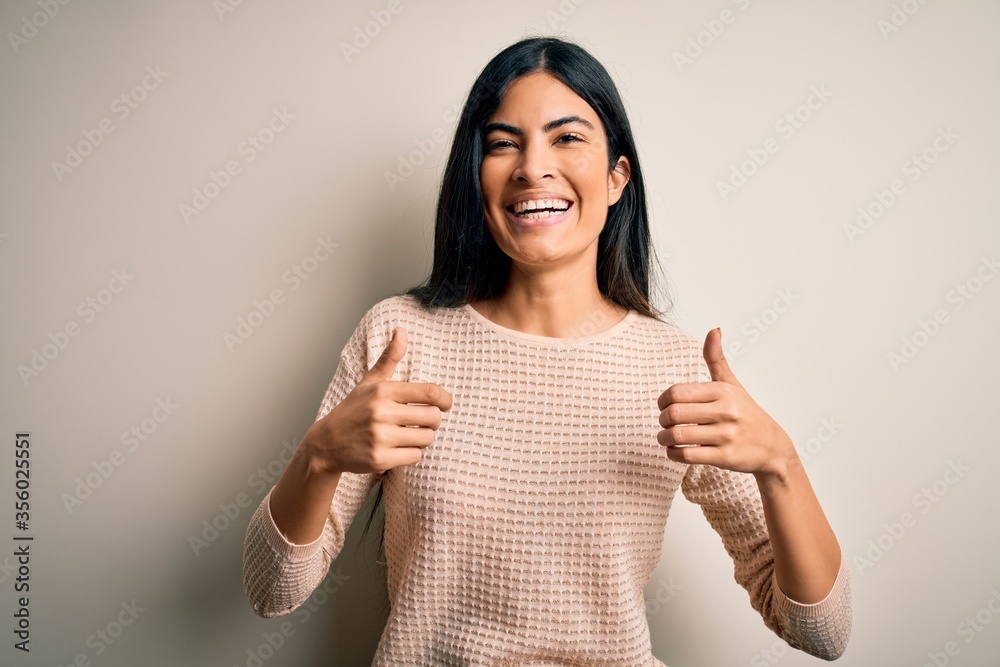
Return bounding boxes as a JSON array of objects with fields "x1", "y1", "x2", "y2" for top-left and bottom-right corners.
[{"x1": 487, "y1": 72, "x2": 601, "y2": 128}]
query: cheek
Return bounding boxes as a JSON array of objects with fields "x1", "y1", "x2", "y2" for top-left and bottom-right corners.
[
  {"x1": 576, "y1": 175, "x2": 611, "y2": 213},
  {"x1": 479, "y1": 163, "x2": 506, "y2": 206},
  {"x1": 565, "y1": 157, "x2": 610, "y2": 194}
]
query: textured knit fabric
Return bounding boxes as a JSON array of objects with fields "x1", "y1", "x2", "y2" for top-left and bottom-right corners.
[{"x1": 243, "y1": 294, "x2": 852, "y2": 666}]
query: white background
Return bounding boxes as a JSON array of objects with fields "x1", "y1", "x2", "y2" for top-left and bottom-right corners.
[{"x1": 1, "y1": 1, "x2": 998, "y2": 665}]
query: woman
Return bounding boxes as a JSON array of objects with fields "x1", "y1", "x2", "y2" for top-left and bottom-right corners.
[{"x1": 243, "y1": 36, "x2": 851, "y2": 665}]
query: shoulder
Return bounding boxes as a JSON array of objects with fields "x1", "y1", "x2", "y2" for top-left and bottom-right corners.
[
  {"x1": 635, "y1": 313, "x2": 701, "y2": 344},
  {"x1": 352, "y1": 293, "x2": 461, "y2": 346},
  {"x1": 629, "y1": 311, "x2": 704, "y2": 355},
  {"x1": 629, "y1": 312, "x2": 708, "y2": 382},
  {"x1": 349, "y1": 294, "x2": 462, "y2": 379},
  {"x1": 364, "y1": 293, "x2": 456, "y2": 328}
]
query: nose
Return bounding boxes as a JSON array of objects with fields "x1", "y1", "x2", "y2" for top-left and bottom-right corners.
[{"x1": 511, "y1": 138, "x2": 556, "y2": 183}]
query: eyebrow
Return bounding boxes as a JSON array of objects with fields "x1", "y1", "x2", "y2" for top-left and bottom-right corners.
[{"x1": 483, "y1": 115, "x2": 595, "y2": 136}]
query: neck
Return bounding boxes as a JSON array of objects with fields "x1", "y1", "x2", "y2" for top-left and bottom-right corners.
[{"x1": 472, "y1": 263, "x2": 628, "y2": 338}]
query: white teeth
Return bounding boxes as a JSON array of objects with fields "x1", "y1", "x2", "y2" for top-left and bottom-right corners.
[
  {"x1": 519, "y1": 209, "x2": 563, "y2": 220},
  {"x1": 512, "y1": 198, "x2": 571, "y2": 214}
]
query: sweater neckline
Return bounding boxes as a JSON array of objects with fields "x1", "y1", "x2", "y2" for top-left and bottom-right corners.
[{"x1": 461, "y1": 302, "x2": 637, "y2": 346}]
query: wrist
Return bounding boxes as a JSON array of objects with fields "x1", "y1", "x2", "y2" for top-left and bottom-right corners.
[
  {"x1": 753, "y1": 434, "x2": 802, "y2": 493},
  {"x1": 297, "y1": 434, "x2": 343, "y2": 485}
]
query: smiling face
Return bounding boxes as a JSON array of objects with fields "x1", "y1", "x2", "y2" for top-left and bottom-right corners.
[{"x1": 479, "y1": 71, "x2": 630, "y2": 274}]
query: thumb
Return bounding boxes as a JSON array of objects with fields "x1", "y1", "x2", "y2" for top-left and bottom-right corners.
[
  {"x1": 703, "y1": 327, "x2": 742, "y2": 387},
  {"x1": 359, "y1": 326, "x2": 407, "y2": 385}
]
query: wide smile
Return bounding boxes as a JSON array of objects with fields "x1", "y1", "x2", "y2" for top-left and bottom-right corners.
[{"x1": 503, "y1": 200, "x2": 574, "y2": 228}]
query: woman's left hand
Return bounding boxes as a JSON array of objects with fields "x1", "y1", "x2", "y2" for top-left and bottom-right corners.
[{"x1": 656, "y1": 327, "x2": 798, "y2": 479}]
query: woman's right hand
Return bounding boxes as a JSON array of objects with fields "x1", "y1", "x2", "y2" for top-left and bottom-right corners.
[{"x1": 302, "y1": 326, "x2": 453, "y2": 477}]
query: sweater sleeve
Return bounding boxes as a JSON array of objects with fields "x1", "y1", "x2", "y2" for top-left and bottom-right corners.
[
  {"x1": 242, "y1": 307, "x2": 386, "y2": 618},
  {"x1": 680, "y1": 464, "x2": 852, "y2": 659},
  {"x1": 678, "y1": 360, "x2": 852, "y2": 660}
]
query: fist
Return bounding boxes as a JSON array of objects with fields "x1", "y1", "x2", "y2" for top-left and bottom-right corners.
[
  {"x1": 656, "y1": 327, "x2": 796, "y2": 478},
  {"x1": 305, "y1": 326, "x2": 453, "y2": 476}
]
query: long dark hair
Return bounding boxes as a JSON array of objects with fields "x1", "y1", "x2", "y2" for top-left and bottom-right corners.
[
  {"x1": 402, "y1": 36, "x2": 669, "y2": 316},
  {"x1": 356, "y1": 35, "x2": 674, "y2": 610}
]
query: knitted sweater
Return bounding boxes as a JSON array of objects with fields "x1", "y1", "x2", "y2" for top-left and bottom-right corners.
[{"x1": 242, "y1": 294, "x2": 852, "y2": 666}]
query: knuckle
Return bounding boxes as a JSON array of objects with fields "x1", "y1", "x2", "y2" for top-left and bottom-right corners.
[
  {"x1": 369, "y1": 449, "x2": 390, "y2": 474},
  {"x1": 725, "y1": 405, "x2": 740, "y2": 422},
  {"x1": 367, "y1": 422, "x2": 387, "y2": 446},
  {"x1": 723, "y1": 423, "x2": 739, "y2": 442},
  {"x1": 430, "y1": 384, "x2": 452, "y2": 410},
  {"x1": 369, "y1": 402, "x2": 389, "y2": 424},
  {"x1": 665, "y1": 404, "x2": 683, "y2": 424},
  {"x1": 667, "y1": 445, "x2": 690, "y2": 464}
]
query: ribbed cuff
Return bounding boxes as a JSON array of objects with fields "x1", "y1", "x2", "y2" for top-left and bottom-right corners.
[
  {"x1": 772, "y1": 556, "x2": 850, "y2": 619},
  {"x1": 259, "y1": 486, "x2": 326, "y2": 562}
]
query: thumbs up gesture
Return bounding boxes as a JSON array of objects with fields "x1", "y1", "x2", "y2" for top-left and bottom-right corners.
[
  {"x1": 656, "y1": 328, "x2": 797, "y2": 478},
  {"x1": 304, "y1": 326, "x2": 453, "y2": 478}
]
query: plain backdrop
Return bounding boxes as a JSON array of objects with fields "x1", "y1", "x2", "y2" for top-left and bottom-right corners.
[{"x1": 2, "y1": 1, "x2": 999, "y2": 665}]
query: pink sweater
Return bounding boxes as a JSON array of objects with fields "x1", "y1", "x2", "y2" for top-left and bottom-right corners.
[{"x1": 242, "y1": 294, "x2": 851, "y2": 665}]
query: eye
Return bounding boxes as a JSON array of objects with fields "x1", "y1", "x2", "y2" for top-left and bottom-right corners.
[
  {"x1": 558, "y1": 133, "x2": 584, "y2": 143},
  {"x1": 484, "y1": 138, "x2": 515, "y2": 152}
]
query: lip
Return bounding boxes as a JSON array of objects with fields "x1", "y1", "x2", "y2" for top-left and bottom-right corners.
[
  {"x1": 504, "y1": 191, "x2": 575, "y2": 227},
  {"x1": 505, "y1": 191, "x2": 574, "y2": 208},
  {"x1": 504, "y1": 201, "x2": 574, "y2": 228}
]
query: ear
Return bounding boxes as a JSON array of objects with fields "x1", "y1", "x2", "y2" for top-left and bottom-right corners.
[{"x1": 608, "y1": 156, "x2": 631, "y2": 206}]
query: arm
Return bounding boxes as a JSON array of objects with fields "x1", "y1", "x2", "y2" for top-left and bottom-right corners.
[
  {"x1": 242, "y1": 470, "x2": 379, "y2": 618},
  {"x1": 681, "y1": 463, "x2": 851, "y2": 660},
  {"x1": 269, "y1": 440, "x2": 343, "y2": 546},
  {"x1": 754, "y1": 449, "x2": 841, "y2": 605},
  {"x1": 242, "y1": 312, "x2": 381, "y2": 618},
  {"x1": 660, "y1": 328, "x2": 852, "y2": 658},
  {"x1": 244, "y1": 306, "x2": 450, "y2": 618}
]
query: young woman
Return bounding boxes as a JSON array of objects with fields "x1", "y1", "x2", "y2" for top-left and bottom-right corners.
[{"x1": 243, "y1": 36, "x2": 851, "y2": 665}]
